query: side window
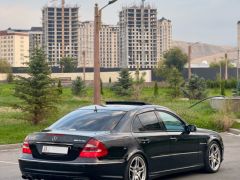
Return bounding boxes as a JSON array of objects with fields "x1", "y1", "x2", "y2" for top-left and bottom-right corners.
[
  {"x1": 157, "y1": 111, "x2": 185, "y2": 132},
  {"x1": 132, "y1": 116, "x2": 144, "y2": 132},
  {"x1": 137, "y1": 111, "x2": 162, "y2": 131}
]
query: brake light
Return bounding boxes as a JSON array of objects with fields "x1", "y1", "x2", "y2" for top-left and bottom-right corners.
[
  {"x1": 22, "y1": 140, "x2": 32, "y2": 154},
  {"x1": 80, "y1": 138, "x2": 108, "y2": 158}
]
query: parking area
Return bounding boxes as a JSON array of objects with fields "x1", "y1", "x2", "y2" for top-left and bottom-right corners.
[{"x1": 0, "y1": 133, "x2": 239, "y2": 180}]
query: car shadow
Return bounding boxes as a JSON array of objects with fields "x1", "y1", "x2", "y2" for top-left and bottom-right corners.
[{"x1": 154, "y1": 170, "x2": 203, "y2": 180}]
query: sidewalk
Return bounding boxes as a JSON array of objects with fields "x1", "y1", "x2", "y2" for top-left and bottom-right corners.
[{"x1": 0, "y1": 144, "x2": 21, "y2": 151}]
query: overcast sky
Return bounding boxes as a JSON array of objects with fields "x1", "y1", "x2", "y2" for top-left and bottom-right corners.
[{"x1": 0, "y1": 0, "x2": 239, "y2": 46}]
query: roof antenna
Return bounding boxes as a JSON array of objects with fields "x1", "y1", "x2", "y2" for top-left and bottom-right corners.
[{"x1": 94, "y1": 106, "x2": 98, "y2": 112}]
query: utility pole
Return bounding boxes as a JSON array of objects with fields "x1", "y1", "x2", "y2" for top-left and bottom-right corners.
[
  {"x1": 188, "y1": 45, "x2": 192, "y2": 80},
  {"x1": 225, "y1": 53, "x2": 228, "y2": 80},
  {"x1": 82, "y1": 51, "x2": 86, "y2": 82},
  {"x1": 94, "y1": 4, "x2": 101, "y2": 105},
  {"x1": 93, "y1": 0, "x2": 118, "y2": 105}
]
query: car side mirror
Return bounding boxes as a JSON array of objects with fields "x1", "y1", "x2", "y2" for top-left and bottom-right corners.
[{"x1": 186, "y1": 125, "x2": 197, "y2": 132}]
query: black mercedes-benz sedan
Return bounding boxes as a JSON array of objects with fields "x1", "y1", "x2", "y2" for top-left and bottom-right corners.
[{"x1": 19, "y1": 102, "x2": 224, "y2": 180}]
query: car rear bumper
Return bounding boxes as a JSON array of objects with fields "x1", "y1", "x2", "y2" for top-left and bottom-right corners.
[{"x1": 19, "y1": 158, "x2": 126, "y2": 179}]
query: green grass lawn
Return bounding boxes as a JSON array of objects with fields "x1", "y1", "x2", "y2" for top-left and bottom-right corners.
[{"x1": 0, "y1": 83, "x2": 236, "y2": 144}]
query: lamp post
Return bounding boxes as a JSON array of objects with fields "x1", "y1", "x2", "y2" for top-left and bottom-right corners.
[
  {"x1": 188, "y1": 42, "x2": 199, "y2": 80},
  {"x1": 93, "y1": 0, "x2": 118, "y2": 105}
]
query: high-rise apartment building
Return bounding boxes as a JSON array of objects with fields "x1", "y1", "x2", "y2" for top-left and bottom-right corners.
[
  {"x1": 42, "y1": 5, "x2": 79, "y2": 66},
  {"x1": 157, "y1": 18, "x2": 172, "y2": 60},
  {"x1": 79, "y1": 21, "x2": 119, "y2": 68},
  {"x1": 119, "y1": 3, "x2": 158, "y2": 69},
  {"x1": 29, "y1": 27, "x2": 43, "y2": 55},
  {"x1": 78, "y1": 21, "x2": 94, "y2": 67},
  {"x1": 100, "y1": 25, "x2": 119, "y2": 68},
  {"x1": 0, "y1": 29, "x2": 29, "y2": 67}
]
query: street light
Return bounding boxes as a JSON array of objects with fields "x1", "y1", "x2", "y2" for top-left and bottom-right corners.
[
  {"x1": 93, "y1": 0, "x2": 118, "y2": 105},
  {"x1": 188, "y1": 42, "x2": 200, "y2": 80}
]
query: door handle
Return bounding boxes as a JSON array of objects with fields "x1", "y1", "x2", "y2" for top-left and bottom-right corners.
[
  {"x1": 140, "y1": 138, "x2": 150, "y2": 144},
  {"x1": 170, "y1": 137, "x2": 178, "y2": 141}
]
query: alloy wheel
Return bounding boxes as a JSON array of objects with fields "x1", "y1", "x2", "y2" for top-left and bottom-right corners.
[
  {"x1": 209, "y1": 143, "x2": 221, "y2": 171},
  {"x1": 129, "y1": 156, "x2": 147, "y2": 180}
]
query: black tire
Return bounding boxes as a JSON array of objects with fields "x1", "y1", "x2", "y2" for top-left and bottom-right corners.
[
  {"x1": 204, "y1": 141, "x2": 222, "y2": 173},
  {"x1": 124, "y1": 154, "x2": 148, "y2": 180}
]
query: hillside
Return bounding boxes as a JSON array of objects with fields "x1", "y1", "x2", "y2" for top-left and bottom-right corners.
[{"x1": 173, "y1": 41, "x2": 237, "y2": 64}]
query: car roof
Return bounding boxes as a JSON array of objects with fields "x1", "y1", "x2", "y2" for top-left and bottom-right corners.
[{"x1": 78, "y1": 104, "x2": 170, "y2": 112}]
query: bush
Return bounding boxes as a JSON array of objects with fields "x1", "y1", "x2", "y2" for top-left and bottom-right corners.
[
  {"x1": 72, "y1": 76, "x2": 86, "y2": 96},
  {"x1": 7, "y1": 73, "x2": 14, "y2": 83},
  {"x1": 183, "y1": 74, "x2": 207, "y2": 100},
  {"x1": 112, "y1": 69, "x2": 133, "y2": 96},
  {"x1": 153, "y1": 81, "x2": 159, "y2": 97},
  {"x1": 166, "y1": 68, "x2": 184, "y2": 98},
  {"x1": 213, "y1": 113, "x2": 234, "y2": 131},
  {"x1": 57, "y1": 79, "x2": 63, "y2": 94}
]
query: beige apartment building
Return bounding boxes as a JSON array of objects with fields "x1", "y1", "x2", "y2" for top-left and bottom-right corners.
[
  {"x1": 79, "y1": 21, "x2": 119, "y2": 68},
  {"x1": 100, "y1": 25, "x2": 119, "y2": 68},
  {"x1": 157, "y1": 18, "x2": 172, "y2": 60},
  {"x1": 78, "y1": 21, "x2": 94, "y2": 67},
  {"x1": 0, "y1": 29, "x2": 29, "y2": 67}
]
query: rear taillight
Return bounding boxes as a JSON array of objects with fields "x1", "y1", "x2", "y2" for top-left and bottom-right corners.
[
  {"x1": 22, "y1": 140, "x2": 32, "y2": 154},
  {"x1": 80, "y1": 138, "x2": 108, "y2": 158}
]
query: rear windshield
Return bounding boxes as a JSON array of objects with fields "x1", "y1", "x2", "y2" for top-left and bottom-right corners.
[{"x1": 48, "y1": 110, "x2": 126, "y2": 131}]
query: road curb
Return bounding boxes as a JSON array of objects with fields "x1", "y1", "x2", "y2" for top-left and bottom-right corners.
[
  {"x1": 229, "y1": 128, "x2": 240, "y2": 135},
  {"x1": 0, "y1": 144, "x2": 21, "y2": 151}
]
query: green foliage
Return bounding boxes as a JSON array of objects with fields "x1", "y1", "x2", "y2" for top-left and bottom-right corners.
[
  {"x1": 153, "y1": 81, "x2": 159, "y2": 97},
  {"x1": 57, "y1": 79, "x2": 63, "y2": 94},
  {"x1": 7, "y1": 73, "x2": 14, "y2": 83},
  {"x1": 13, "y1": 48, "x2": 60, "y2": 125},
  {"x1": 220, "y1": 80, "x2": 226, "y2": 96},
  {"x1": 0, "y1": 59, "x2": 12, "y2": 73},
  {"x1": 60, "y1": 57, "x2": 77, "y2": 73},
  {"x1": 183, "y1": 74, "x2": 207, "y2": 100},
  {"x1": 210, "y1": 60, "x2": 234, "y2": 68},
  {"x1": 232, "y1": 81, "x2": 240, "y2": 96},
  {"x1": 133, "y1": 68, "x2": 146, "y2": 100},
  {"x1": 112, "y1": 68, "x2": 133, "y2": 96},
  {"x1": 167, "y1": 68, "x2": 184, "y2": 98},
  {"x1": 206, "y1": 79, "x2": 237, "y2": 89},
  {"x1": 71, "y1": 76, "x2": 86, "y2": 96},
  {"x1": 163, "y1": 47, "x2": 188, "y2": 71}
]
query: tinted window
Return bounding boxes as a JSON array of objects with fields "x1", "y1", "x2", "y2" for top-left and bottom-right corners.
[
  {"x1": 137, "y1": 111, "x2": 161, "y2": 131},
  {"x1": 48, "y1": 110, "x2": 125, "y2": 131},
  {"x1": 132, "y1": 116, "x2": 144, "y2": 132},
  {"x1": 157, "y1": 111, "x2": 185, "y2": 132}
]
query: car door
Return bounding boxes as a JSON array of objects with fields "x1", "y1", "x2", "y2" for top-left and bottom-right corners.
[
  {"x1": 156, "y1": 110, "x2": 201, "y2": 170},
  {"x1": 132, "y1": 110, "x2": 171, "y2": 173}
]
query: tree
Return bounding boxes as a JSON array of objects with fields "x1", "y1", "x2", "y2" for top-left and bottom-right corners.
[
  {"x1": 14, "y1": 48, "x2": 60, "y2": 125},
  {"x1": 112, "y1": 68, "x2": 133, "y2": 96},
  {"x1": 100, "y1": 79, "x2": 104, "y2": 95},
  {"x1": 183, "y1": 74, "x2": 207, "y2": 99},
  {"x1": 167, "y1": 68, "x2": 184, "y2": 98},
  {"x1": 153, "y1": 81, "x2": 159, "y2": 97},
  {"x1": 60, "y1": 57, "x2": 77, "y2": 73},
  {"x1": 133, "y1": 67, "x2": 146, "y2": 100},
  {"x1": 57, "y1": 79, "x2": 63, "y2": 94},
  {"x1": 0, "y1": 59, "x2": 12, "y2": 73},
  {"x1": 7, "y1": 73, "x2": 14, "y2": 83},
  {"x1": 163, "y1": 47, "x2": 188, "y2": 71},
  {"x1": 72, "y1": 76, "x2": 86, "y2": 96}
]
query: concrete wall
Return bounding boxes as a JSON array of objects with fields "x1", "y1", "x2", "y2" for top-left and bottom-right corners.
[{"x1": 0, "y1": 70, "x2": 152, "y2": 83}]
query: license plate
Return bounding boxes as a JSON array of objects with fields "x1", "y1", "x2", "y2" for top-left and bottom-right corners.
[{"x1": 42, "y1": 146, "x2": 69, "y2": 155}]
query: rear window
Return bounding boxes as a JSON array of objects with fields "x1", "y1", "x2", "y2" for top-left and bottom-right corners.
[{"x1": 48, "y1": 110, "x2": 126, "y2": 131}]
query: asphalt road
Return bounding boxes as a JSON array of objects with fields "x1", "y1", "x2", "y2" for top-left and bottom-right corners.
[{"x1": 0, "y1": 133, "x2": 239, "y2": 180}]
